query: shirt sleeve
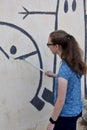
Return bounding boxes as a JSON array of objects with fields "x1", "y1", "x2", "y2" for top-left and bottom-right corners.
[{"x1": 58, "y1": 61, "x2": 72, "y2": 80}]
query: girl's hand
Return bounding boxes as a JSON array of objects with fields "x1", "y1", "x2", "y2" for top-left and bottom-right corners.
[
  {"x1": 45, "y1": 71, "x2": 56, "y2": 78},
  {"x1": 47, "y1": 123, "x2": 55, "y2": 130}
]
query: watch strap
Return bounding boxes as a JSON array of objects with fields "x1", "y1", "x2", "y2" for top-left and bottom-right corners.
[{"x1": 49, "y1": 117, "x2": 56, "y2": 124}]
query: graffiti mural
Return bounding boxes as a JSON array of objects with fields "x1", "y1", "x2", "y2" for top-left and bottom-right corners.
[
  {"x1": 0, "y1": 0, "x2": 59, "y2": 111},
  {"x1": 0, "y1": 22, "x2": 44, "y2": 111},
  {"x1": 0, "y1": 0, "x2": 85, "y2": 110},
  {"x1": 0, "y1": 0, "x2": 85, "y2": 130}
]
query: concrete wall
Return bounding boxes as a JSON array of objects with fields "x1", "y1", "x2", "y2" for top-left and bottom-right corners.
[{"x1": 0, "y1": 0, "x2": 86, "y2": 130}]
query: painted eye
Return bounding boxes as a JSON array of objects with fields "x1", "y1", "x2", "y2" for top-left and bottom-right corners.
[{"x1": 10, "y1": 45, "x2": 17, "y2": 55}]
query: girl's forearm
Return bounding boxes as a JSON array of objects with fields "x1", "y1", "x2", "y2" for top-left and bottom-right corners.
[
  {"x1": 45, "y1": 71, "x2": 57, "y2": 78},
  {"x1": 50, "y1": 99, "x2": 65, "y2": 121}
]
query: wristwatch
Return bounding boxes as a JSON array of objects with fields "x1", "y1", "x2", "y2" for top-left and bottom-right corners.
[{"x1": 49, "y1": 117, "x2": 56, "y2": 124}]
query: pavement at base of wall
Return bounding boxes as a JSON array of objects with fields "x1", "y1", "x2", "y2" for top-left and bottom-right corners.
[{"x1": 77, "y1": 117, "x2": 87, "y2": 130}]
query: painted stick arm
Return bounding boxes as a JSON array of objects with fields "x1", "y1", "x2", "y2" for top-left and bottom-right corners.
[{"x1": 22, "y1": 58, "x2": 45, "y2": 73}]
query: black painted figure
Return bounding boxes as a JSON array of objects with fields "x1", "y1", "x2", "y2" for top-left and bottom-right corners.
[{"x1": 45, "y1": 30, "x2": 87, "y2": 130}]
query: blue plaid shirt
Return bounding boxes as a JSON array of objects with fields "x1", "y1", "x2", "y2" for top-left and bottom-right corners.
[{"x1": 54, "y1": 60, "x2": 82, "y2": 117}]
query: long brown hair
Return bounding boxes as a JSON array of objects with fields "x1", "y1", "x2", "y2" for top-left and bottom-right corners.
[{"x1": 50, "y1": 30, "x2": 87, "y2": 75}]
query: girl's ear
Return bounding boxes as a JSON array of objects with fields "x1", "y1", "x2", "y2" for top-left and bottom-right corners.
[{"x1": 54, "y1": 44, "x2": 60, "y2": 53}]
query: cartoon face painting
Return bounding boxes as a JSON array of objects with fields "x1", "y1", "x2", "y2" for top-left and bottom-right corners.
[{"x1": 0, "y1": 21, "x2": 45, "y2": 110}]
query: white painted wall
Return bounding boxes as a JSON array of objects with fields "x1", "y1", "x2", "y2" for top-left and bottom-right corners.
[{"x1": 0, "y1": 0, "x2": 86, "y2": 130}]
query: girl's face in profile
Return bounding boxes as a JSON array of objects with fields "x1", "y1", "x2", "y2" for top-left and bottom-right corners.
[
  {"x1": 47, "y1": 37, "x2": 61, "y2": 55},
  {"x1": 47, "y1": 37, "x2": 56, "y2": 54}
]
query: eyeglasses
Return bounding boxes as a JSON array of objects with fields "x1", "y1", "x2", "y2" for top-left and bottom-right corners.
[{"x1": 47, "y1": 43, "x2": 55, "y2": 47}]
